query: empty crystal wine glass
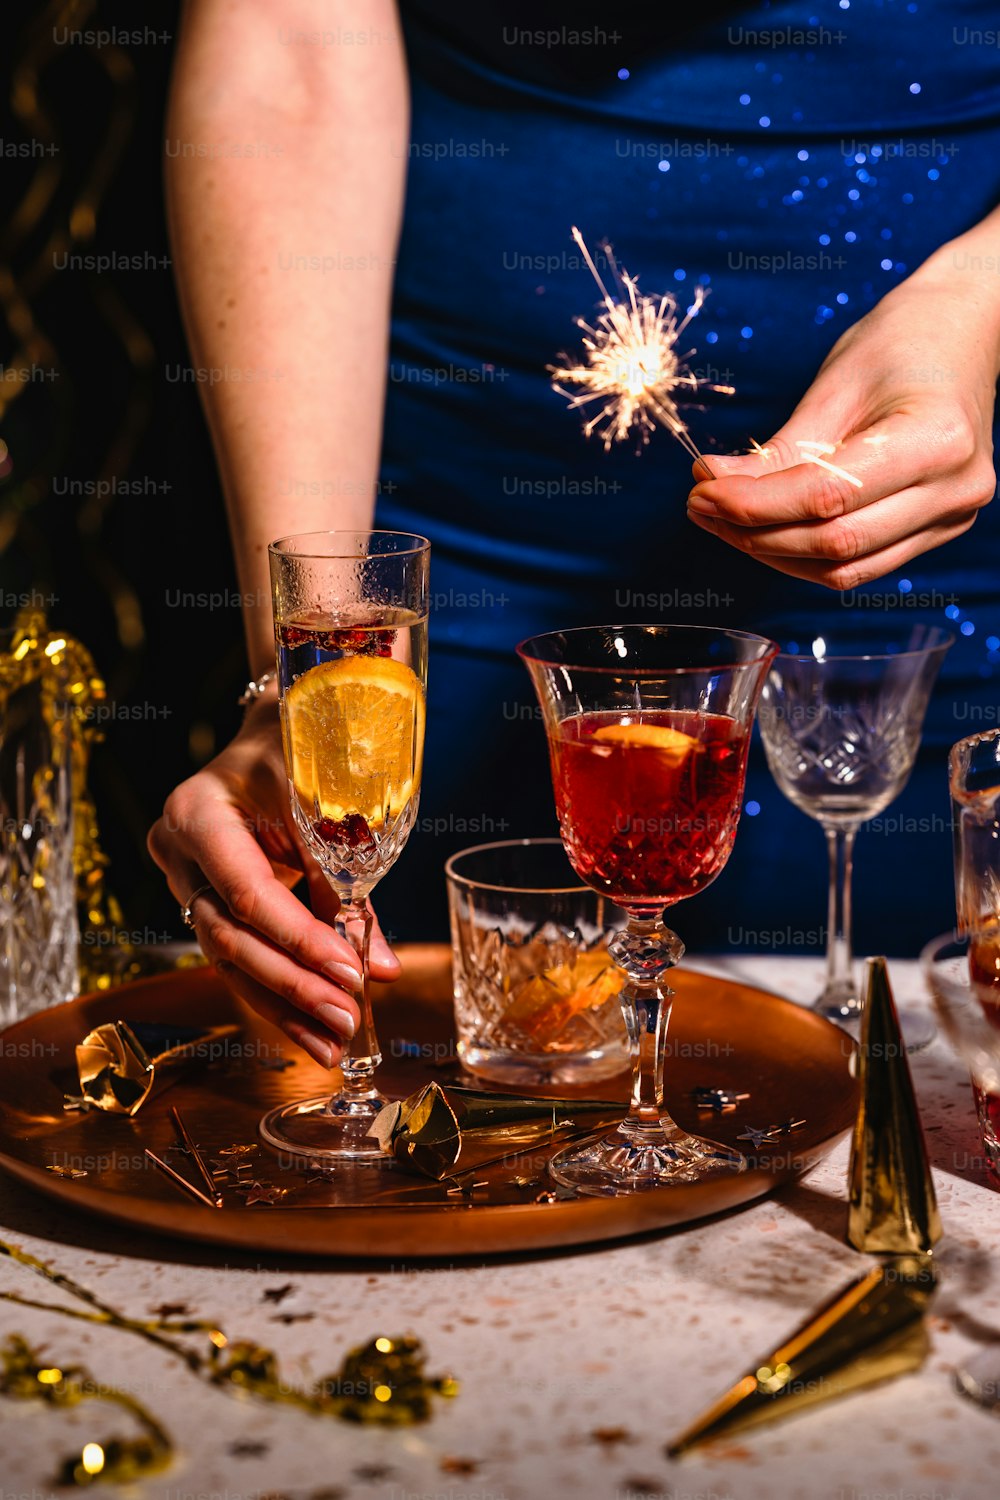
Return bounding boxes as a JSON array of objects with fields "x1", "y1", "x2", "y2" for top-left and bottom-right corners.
[{"x1": 757, "y1": 624, "x2": 952, "y2": 1046}]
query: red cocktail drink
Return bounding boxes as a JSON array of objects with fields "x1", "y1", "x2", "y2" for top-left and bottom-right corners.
[{"x1": 550, "y1": 710, "x2": 749, "y2": 907}]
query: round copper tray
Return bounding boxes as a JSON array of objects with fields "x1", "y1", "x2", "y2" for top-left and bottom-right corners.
[{"x1": 0, "y1": 946, "x2": 857, "y2": 1258}]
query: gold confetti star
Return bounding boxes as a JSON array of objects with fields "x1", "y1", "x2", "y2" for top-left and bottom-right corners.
[
  {"x1": 262, "y1": 1284, "x2": 295, "y2": 1304},
  {"x1": 243, "y1": 1183, "x2": 289, "y2": 1206}
]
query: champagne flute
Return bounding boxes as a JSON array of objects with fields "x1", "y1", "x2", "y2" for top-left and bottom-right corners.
[
  {"x1": 518, "y1": 624, "x2": 776, "y2": 1195},
  {"x1": 756, "y1": 624, "x2": 952, "y2": 1047},
  {"x1": 260, "y1": 531, "x2": 429, "y2": 1162}
]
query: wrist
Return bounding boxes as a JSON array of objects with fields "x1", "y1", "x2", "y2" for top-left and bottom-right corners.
[
  {"x1": 905, "y1": 227, "x2": 1000, "y2": 371},
  {"x1": 239, "y1": 669, "x2": 277, "y2": 710},
  {"x1": 238, "y1": 673, "x2": 280, "y2": 737}
]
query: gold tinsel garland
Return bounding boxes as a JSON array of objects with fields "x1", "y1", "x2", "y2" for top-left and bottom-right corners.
[
  {"x1": 1, "y1": 1333, "x2": 172, "y2": 1486},
  {"x1": 0, "y1": 1235, "x2": 458, "y2": 1486},
  {"x1": 1, "y1": 605, "x2": 145, "y2": 990}
]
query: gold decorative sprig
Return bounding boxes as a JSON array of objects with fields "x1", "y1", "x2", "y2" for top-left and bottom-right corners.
[
  {"x1": 1, "y1": 1333, "x2": 172, "y2": 1486},
  {"x1": 1, "y1": 1236, "x2": 458, "y2": 1428}
]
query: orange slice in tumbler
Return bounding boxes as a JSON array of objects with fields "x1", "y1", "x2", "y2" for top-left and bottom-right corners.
[
  {"x1": 504, "y1": 950, "x2": 623, "y2": 1040},
  {"x1": 592, "y1": 721, "x2": 700, "y2": 763},
  {"x1": 283, "y1": 655, "x2": 424, "y2": 826}
]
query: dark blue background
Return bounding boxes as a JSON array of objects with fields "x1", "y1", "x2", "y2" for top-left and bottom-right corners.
[{"x1": 374, "y1": 0, "x2": 1000, "y2": 951}]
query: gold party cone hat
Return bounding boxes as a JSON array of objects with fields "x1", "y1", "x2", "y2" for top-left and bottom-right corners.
[
  {"x1": 667, "y1": 1254, "x2": 936, "y2": 1456},
  {"x1": 847, "y1": 956, "x2": 942, "y2": 1254}
]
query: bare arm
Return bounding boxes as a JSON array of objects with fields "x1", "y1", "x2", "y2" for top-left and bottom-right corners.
[
  {"x1": 166, "y1": 0, "x2": 409, "y2": 670},
  {"x1": 150, "y1": 0, "x2": 409, "y2": 1064}
]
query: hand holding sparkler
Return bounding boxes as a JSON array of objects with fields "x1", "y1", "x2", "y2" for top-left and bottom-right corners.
[{"x1": 686, "y1": 262, "x2": 999, "y2": 589}]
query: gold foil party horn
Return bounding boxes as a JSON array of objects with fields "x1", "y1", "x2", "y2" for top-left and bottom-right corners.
[
  {"x1": 74, "y1": 1020, "x2": 241, "y2": 1115},
  {"x1": 847, "y1": 957, "x2": 942, "y2": 1254},
  {"x1": 667, "y1": 1254, "x2": 937, "y2": 1456},
  {"x1": 368, "y1": 1082, "x2": 623, "y2": 1180}
]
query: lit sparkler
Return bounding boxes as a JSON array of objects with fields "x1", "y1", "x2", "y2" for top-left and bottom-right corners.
[{"x1": 549, "y1": 227, "x2": 733, "y2": 470}]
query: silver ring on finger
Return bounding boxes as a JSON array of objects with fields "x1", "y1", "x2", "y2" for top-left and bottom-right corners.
[{"x1": 180, "y1": 882, "x2": 216, "y2": 929}]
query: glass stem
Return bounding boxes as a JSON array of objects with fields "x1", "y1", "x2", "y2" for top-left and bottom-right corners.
[
  {"x1": 609, "y1": 914, "x2": 685, "y2": 1139},
  {"x1": 823, "y1": 822, "x2": 858, "y2": 1001},
  {"x1": 333, "y1": 896, "x2": 381, "y2": 1099}
]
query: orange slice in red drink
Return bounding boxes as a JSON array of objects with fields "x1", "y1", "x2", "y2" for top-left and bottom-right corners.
[{"x1": 592, "y1": 721, "x2": 700, "y2": 763}]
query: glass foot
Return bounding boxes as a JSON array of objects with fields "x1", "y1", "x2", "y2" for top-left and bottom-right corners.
[
  {"x1": 813, "y1": 982, "x2": 862, "y2": 1027},
  {"x1": 259, "y1": 1091, "x2": 388, "y2": 1163},
  {"x1": 897, "y1": 1009, "x2": 937, "y2": 1053},
  {"x1": 548, "y1": 1123, "x2": 746, "y2": 1196},
  {"x1": 955, "y1": 1350, "x2": 1000, "y2": 1412},
  {"x1": 816, "y1": 997, "x2": 936, "y2": 1053},
  {"x1": 813, "y1": 984, "x2": 936, "y2": 1055}
]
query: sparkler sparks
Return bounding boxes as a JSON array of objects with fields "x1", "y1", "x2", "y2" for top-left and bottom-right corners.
[{"x1": 549, "y1": 227, "x2": 733, "y2": 467}]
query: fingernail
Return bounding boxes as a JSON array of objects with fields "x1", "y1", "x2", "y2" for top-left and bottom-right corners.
[
  {"x1": 322, "y1": 959, "x2": 362, "y2": 993},
  {"x1": 370, "y1": 929, "x2": 398, "y2": 967},
  {"x1": 315, "y1": 1001, "x2": 356, "y2": 1040},
  {"x1": 300, "y1": 1034, "x2": 337, "y2": 1068},
  {"x1": 687, "y1": 496, "x2": 719, "y2": 516}
]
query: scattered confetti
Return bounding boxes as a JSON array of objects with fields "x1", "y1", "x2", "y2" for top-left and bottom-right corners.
[
  {"x1": 228, "y1": 1439, "x2": 270, "y2": 1458},
  {"x1": 690, "y1": 1086, "x2": 751, "y2": 1114},
  {"x1": 241, "y1": 1183, "x2": 290, "y2": 1206},
  {"x1": 440, "y1": 1456, "x2": 480, "y2": 1475},
  {"x1": 737, "y1": 1120, "x2": 807, "y2": 1149},
  {"x1": 591, "y1": 1426, "x2": 631, "y2": 1446}
]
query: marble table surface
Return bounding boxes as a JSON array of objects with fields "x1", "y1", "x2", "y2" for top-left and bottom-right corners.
[{"x1": 1, "y1": 955, "x2": 998, "y2": 1500}]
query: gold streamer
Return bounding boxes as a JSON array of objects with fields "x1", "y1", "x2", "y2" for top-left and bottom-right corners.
[
  {"x1": 0, "y1": 606, "x2": 137, "y2": 988},
  {"x1": 1, "y1": 1333, "x2": 173, "y2": 1486},
  {"x1": 0, "y1": 1236, "x2": 458, "y2": 1426}
]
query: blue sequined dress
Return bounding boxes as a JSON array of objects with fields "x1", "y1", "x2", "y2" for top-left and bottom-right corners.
[{"x1": 373, "y1": 0, "x2": 1000, "y2": 950}]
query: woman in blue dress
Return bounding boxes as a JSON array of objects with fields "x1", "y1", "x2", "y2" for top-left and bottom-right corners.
[{"x1": 152, "y1": 1, "x2": 999, "y2": 1068}]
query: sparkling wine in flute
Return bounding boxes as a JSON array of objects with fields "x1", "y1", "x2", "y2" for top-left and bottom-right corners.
[
  {"x1": 260, "y1": 531, "x2": 430, "y2": 1164},
  {"x1": 277, "y1": 610, "x2": 427, "y2": 896}
]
